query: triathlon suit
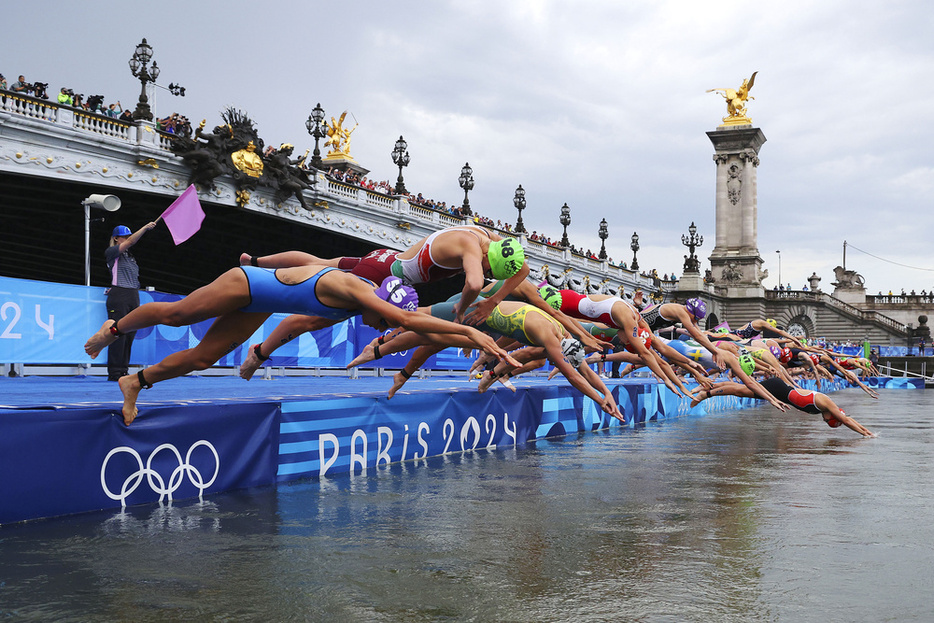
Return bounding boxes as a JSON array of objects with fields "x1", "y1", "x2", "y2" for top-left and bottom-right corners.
[
  {"x1": 238, "y1": 266, "x2": 361, "y2": 321},
  {"x1": 559, "y1": 290, "x2": 628, "y2": 329},
  {"x1": 760, "y1": 377, "x2": 821, "y2": 415},
  {"x1": 579, "y1": 322, "x2": 622, "y2": 349},
  {"x1": 640, "y1": 304, "x2": 678, "y2": 331},
  {"x1": 430, "y1": 300, "x2": 562, "y2": 345},
  {"x1": 734, "y1": 323, "x2": 761, "y2": 339},
  {"x1": 338, "y1": 249, "x2": 400, "y2": 284},
  {"x1": 787, "y1": 348, "x2": 811, "y2": 368},
  {"x1": 655, "y1": 335, "x2": 717, "y2": 370},
  {"x1": 391, "y1": 226, "x2": 493, "y2": 284}
]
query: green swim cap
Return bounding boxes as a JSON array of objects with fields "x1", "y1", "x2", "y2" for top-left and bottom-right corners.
[
  {"x1": 487, "y1": 238, "x2": 525, "y2": 280},
  {"x1": 538, "y1": 285, "x2": 562, "y2": 310},
  {"x1": 738, "y1": 354, "x2": 755, "y2": 375}
]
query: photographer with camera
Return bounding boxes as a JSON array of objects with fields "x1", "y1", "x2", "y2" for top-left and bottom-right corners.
[
  {"x1": 57, "y1": 87, "x2": 74, "y2": 106},
  {"x1": 11, "y1": 75, "x2": 29, "y2": 94}
]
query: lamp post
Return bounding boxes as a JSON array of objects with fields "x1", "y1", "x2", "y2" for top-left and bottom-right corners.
[
  {"x1": 458, "y1": 163, "x2": 474, "y2": 217},
  {"x1": 559, "y1": 203, "x2": 571, "y2": 248},
  {"x1": 391, "y1": 136, "x2": 410, "y2": 195},
  {"x1": 630, "y1": 232, "x2": 640, "y2": 271},
  {"x1": 681, "y1": 221, "x2": 704, "y2": 272},
  {"x1": 776, "y1": 249, "x2": 782, "y2": 288},
  {"x1": 513, "y1": 185, "x2": 527, "y2": 233},
  {"x1": 598, "y1": 218, "x2": 609, "y2": 260},
  {"x1": 305, "y1": 103, "x2": 326, "y2": 169},
  {"x1": 82, "y1": 194, "x2": 122, "y2": 286},
  {"x1": 128, "y1": 38, "x2": 160, "y2": 121}
]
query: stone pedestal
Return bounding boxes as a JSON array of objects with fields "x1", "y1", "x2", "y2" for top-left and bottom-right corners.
[
  {"x1": 706, "y1": 125, "x2": 767, "y2": 296},
  {"x1": 321, "y1": 153, "x2": 370, "y2": 178},
  {"x1": 833, "y1": 286, "x2": 866, "y2": 306}
]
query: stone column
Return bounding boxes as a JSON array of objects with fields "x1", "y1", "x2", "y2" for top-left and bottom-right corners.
[{"x1": 706, "y1": 126, "x2": 767, "y2": 297}]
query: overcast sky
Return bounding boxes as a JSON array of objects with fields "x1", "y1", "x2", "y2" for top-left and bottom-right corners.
[{"x1": 3, "y1": 1, "x2": 932, "y2": 292}]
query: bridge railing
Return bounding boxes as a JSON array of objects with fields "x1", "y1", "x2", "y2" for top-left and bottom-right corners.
[
  {"x1": 765, "y1": 289, "x2": 906, "y2": 332},
  {"x1": 1, "y1": 89, "x2": 667, "y2": 296}
]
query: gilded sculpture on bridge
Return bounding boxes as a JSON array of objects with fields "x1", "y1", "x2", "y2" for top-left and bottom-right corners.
[
  {"x1": 324, "y1": 111, "x2": 358, "y2": 160},
  {"x1": 707, "y1": 71, "x2": 757, "y2": 126}
]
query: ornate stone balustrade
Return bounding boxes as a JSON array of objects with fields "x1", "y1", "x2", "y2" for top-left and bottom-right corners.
[{"x1": 0, "y1": 89, "x2": 664, "y2": 297}]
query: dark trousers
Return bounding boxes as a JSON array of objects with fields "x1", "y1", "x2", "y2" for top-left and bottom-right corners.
[{"x1": 106, "y1": 287, "x2": 139, "y2": 380}]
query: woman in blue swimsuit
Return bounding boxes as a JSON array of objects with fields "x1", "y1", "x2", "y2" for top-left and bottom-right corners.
[{"x1": 84, "y1": 266, "x2": 516, "y2": 426}]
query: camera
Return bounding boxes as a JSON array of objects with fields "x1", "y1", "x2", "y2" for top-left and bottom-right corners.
[
  {"x1": 31, "y1": 82, "x2": 49, "y2": 99},
  {"x1": 86, "y1": 94, "x2": 104, "y2": 112}
]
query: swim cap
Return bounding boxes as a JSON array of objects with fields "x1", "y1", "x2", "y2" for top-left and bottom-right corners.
[
  {"x1": 809, "y1": 353, "x2": 821, "y2": 365},
  {"x1": 715, "y1": 327, "x2": 729, "y2": 334},
  {"x1": 825, "y1": 409, "x2": 844, "y2": 428},
  {"x1": 685, "y1": 298, "x2": 707, "y2": 320},
  {"x1": 487, "y1": 238, "x2": 525, "y2": 280},
  {"x1": 738, "y1": 354, "x2": 756, "y2": 375},
  {"x1": 538, "y1": 285, "x2": 562, "y2": 310},
  {"x1": 769, "y1": 345, "x2": 782, "y2": 359},
  {"x1": 560, "y1": 338, "x2": 586, "y2": 367},
  {"x1": 766, "y1": 318, "x2": 778, "y2": 328},
  {"x1": 624, "y1": 326, "x2": 653, "y2": 353},
  {"x1": 374, "y1": 276, "x2": 419, "y2": 312},
  {"x1": 779, "y1": 347, "x2": 793, "y2": 363},
  {"x1": 112, "y1": 225, "x2": 132, "y2": 237}
]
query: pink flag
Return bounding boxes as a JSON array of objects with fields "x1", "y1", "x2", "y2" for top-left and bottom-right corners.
[{"x1": 159, "y1": 184, "x2": 205, "y2": 245}]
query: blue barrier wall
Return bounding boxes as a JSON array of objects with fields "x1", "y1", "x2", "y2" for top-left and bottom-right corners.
[{"x1": 0, "y1": 375, "x2": 868, "y2": 525}]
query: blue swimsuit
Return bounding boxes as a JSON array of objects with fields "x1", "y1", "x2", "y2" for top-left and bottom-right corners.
[{"x1": 239, "y1": 266, "x2": 358, "y2": 320}]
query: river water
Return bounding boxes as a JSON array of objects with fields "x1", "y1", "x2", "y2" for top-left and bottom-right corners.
[{"x1": 1, "y1": 388, "x2": 932, "y2": 622}]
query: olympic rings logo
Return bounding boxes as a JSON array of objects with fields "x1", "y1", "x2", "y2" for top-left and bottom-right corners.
[{"x1": 100, "y1": 441, "x2": 220, "y2": 507}]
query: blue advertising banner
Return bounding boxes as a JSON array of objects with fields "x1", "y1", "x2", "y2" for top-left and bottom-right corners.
[
  {"x1": 0, "y1": 402, "x2": 279, "y2": 524},
  {"x1": 0, "y1": 276, "x2": 470, "y2": 369}
]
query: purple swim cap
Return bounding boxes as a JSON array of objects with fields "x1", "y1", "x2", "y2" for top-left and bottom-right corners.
[
  {"x1": 769, "y1": 345, "x2": 782, "y2": 359},
  {"x1": 375, "y1": 276, "x2": 419, "y2": 312},
  {"x1": 685, "y1": 298, "x2": 707, "y2": 320}
]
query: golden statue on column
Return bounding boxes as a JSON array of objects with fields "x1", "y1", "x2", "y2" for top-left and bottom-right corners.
[
  {"x1": 324, "y1": 111, "x2": 358, "y2": 162},
  {"x1": 707, "y1": 71, "x2": 757, "y2": 126}
]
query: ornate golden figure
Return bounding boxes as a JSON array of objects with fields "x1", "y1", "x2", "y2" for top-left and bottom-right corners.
[
  {"x1": 324, "y1": 111, "x2": 358, "y2": 160},
  {"x1": 707, "y1": 71, "x2": 757, "y2": 126},
  {"x1": 231, "y1": 141, "x2": 263, "y2": 178}
]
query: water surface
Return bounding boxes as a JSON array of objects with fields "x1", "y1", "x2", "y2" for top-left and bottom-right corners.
[{"x1": 1, "y1": 389, "x2": 931, "y2": 622}]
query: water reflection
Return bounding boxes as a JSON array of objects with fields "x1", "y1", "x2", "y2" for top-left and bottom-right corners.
[{"x1": 1, "y1": 390, "x2": 932, "y2": 621}]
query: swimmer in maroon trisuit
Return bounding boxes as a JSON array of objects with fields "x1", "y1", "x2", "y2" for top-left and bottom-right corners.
[
  {"x1": 84, "y1": 267, "x2": 519, "y2": 427},
  {"x1": 691, "y1": 377, "x2": 875, "y2": 437}
]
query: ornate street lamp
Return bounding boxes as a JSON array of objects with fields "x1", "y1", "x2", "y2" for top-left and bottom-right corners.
[
  {"x1": 681, "y1": 221, "x2": 704, "y2": 272},
  {"x1": 598, "y1": 218, "x2": 609, "y2": 260},
  {"x1": 559, "y1": 203, "x2": 571, "y2": 248},
  {"x1": 391, "y1": 136, "x2": 410, "y2": 195},
  {"x1": 513, "y1": 185, "x2": 527, "y2": 233},
  {"x1": 630, "y1": 231, "x2": 640, "y2": 271},
  {"x1": 128, "y1": 38, "x2": 160, "y2": 121},
  {"x1": 305, "y1": 103, "x2": 326, "y2": 169},
  {"x1": 458, "y1": 162, "x2": 474, "y2": 216}
]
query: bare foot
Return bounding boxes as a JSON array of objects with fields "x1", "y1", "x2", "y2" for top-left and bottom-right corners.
[
  {"x1": 347, "y1": 344, "x2": 378, "y2": 369},
  {"x1": 118, "y1": 374, "x2": 142, "y2": 426},
  {"x1": 689, "y1": 389, "x2": 707, "y2": 409},
  {"x1": 239, "y1": 252, "x2": 252, "y2": 266},
  {"x1": 478, "y1": 371, "x2": 497, "y2": 393},
  {"x1": 387, "y1": 371, "x2": 410, "y2": 399},
  {"x1": 499, "y1": 377, "x2": 516, "y2": 392},
  {"x1": 240, "y1": 344, "x2": 263, "y2": 380},
  {"x1": 85, "y1": 319, "x2": 118, "y2": 359}
]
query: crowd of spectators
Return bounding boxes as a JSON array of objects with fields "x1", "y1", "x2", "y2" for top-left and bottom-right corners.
[
  {"x1": 3, "y1": 67, "x2": 672, "y2": 280},
  {"x1": 1, "y1": 70, "x2": 136, "y2": 120}
]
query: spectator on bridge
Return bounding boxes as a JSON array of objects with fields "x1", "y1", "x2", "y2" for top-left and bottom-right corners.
[
  {"x1": 119, "y1": 108, "x2": 133, "y2": 122},
  {"x1": 11, "y1": 75, "x2": 29, "y2": 93},
  {"x1": 0, "y1": 74, "x2": 6, "y2": 90},
  {"x1": 57, "y1": 87, "x2": 73, "y2": 106}
]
